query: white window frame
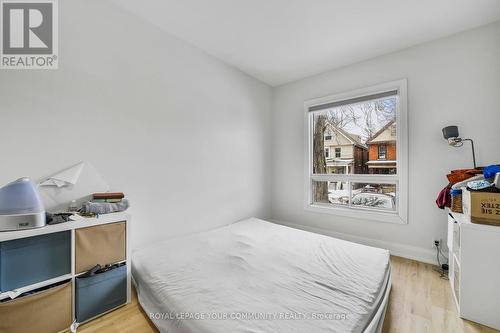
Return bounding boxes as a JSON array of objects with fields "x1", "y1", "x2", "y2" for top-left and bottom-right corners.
[
  {"x1": 325, "y1": 147, "x2": 330, "y2": 158},
  {"x1": 303, "y1": 79, "x2": 408, "y2": 224}
]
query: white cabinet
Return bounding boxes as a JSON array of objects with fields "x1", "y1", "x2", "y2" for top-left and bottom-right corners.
[
  {"x1": 448, "y1": 211, "x2": 500, "y2": 330},
  {"x1": 0, "y1": 212, "x2": 131, "y2": 332}
]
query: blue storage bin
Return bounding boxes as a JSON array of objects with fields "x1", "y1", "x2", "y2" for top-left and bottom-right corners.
[
  {"x1": 76, "y1": 264, "x2": 127, "y2": 322},
  {"x1": 0, "y1": 231, "x2": 71, "y2": 291}
]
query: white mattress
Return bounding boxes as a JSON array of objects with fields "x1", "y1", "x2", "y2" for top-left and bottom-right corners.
[{"x1": 133, "y1": 218, "x2": 390, "y2": 333}]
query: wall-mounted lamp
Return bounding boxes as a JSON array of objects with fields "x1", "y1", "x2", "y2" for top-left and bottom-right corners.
[{"x1": 442, "y1": 125, "x2": 477, "y2": 169}]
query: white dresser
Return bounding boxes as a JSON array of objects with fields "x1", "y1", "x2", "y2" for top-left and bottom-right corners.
[
  {"x1": 0, "y1": 212, "x2": 131, "y2": 333},
  {"x1": 447, "y1": 211, "x2": 500, "y2": 330}
]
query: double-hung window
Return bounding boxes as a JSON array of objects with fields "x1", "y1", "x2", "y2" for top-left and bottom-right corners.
[
  {"x1": 304, "y1": 80, "x2": 408, "y2": 223},
  {"x1": 378, "y1": 145, "x2": 387, "y2": 159},
  {"x1": 324, "y1": 130, "x2": 332, "y2": 141}
]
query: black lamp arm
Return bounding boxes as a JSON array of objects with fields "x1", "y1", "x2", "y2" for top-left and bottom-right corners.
[{"x1": 462, "y1": 138, "x2": 477, "y2": 169}]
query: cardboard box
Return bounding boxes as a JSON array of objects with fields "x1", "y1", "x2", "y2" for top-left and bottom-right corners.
[{"x1": 463, "y1": 189, "x2": 500, "y2": 226}]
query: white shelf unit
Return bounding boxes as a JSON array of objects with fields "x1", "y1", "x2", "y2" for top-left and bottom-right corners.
[
  {"x1": 0, "y1": 212, "x2": 131, "y2": 332},
  {"x1": 447, "y1": 211, "x2": 500, "y2": 330}
]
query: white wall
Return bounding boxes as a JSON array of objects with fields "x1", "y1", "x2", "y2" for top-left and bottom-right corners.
[
  {"x1": 271, "y1": 21, "x2": 500, "y2": 263},
  {"x1": 0, "y1": 0, "x2": 272, "y2": 249}
]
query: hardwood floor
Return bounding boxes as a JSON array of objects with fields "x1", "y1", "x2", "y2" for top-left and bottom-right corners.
[
  {"x1": 77, "y1": 290, "x2": 158, "y2": 333},
  {"x1": 381, "y1": 256, "x2": 498, "y2": 333},
  {"x1": 78, "y1": 256, "x2": 499, "y2": 333}
]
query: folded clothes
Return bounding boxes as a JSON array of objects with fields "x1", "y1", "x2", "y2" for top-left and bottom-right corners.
[
  {"x1": 436, "y1": 184, "x2": 452, "y2": 209},
  {"x1": 46, "y1": 212, "x2": 73, "y2": 225},
  {"x1": 484, "y1": 165, "x2": 500, "y2": 179},
  {"x1": 81, "y1": 199, "x2": 129, "y2": 214},
  {"x1": 467, "y1": 179, "x2": 492, "y2": 190},
  {"x1": 451, "y1": 174, "x2": 484, "y2": 189}
]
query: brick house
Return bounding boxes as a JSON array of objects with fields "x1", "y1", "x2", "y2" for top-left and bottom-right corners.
[
  {"x1": 366, "y1": 120, "x2": 397, "y2": 174},
  {"x1": 324, "y1": 123, "x2": 368, "y2": 175}
]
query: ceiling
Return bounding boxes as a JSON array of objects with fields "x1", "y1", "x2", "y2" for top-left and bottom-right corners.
[{"x1": 112, "y1": 0, "x2": 500, "y2": 86}]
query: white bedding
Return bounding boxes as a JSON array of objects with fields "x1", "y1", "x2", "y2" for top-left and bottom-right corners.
[{"x1": 133, "y1": 218, "x2": 390, "y2": 333}]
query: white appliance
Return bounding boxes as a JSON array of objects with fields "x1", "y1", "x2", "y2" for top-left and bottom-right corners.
[{"x1": 0, "y1": 178, "x2": 46, "y2": 231}]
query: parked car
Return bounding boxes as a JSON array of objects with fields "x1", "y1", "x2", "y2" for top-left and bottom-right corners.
[
  {"x1": 351, "y1": 192, "x2": 395, "y2": 210},
  {"x1": 328, "y1": 189, "x2": 349, "y2": 205}
]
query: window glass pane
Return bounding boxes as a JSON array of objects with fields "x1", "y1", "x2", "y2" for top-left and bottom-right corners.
[
  {"x1": 312, "y1": 96, "x2": 397, "y2": 175},
  {"x1": 378, "y1": 145, "x2": 386, "y2": 159},
  {"x1": 351, "y1": 183, "x2": 396, "y2": 211},
  {"x1": 312, "y1": 181, "x2": 349, "y2": 206},
  {"x1": 324, "y1": 129, "x2": 332, "y2": 141}
]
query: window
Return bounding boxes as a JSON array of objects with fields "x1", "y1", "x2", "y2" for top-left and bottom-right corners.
[
  {"x1": 324, "y1": 129, "x2": 332, "y2": 141},
  {"x1": 325, "y1": 148, "x2": 330, "y2": 158},
  {"x1": 304, "y1": 80, "x2": 408, "y2": 224},
  {"x1": 390, "y1": 125, "x2": 396, "y2": 137},
  {"x1": 378, "y1": 145, "x2": 386, "y2": 159}
]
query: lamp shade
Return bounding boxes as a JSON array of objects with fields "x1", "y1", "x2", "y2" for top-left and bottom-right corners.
[{"x1": 442, "y1": 126, "x2": 459, "y2": 140}]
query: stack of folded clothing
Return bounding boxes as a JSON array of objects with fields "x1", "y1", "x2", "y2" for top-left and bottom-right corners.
[{"x1": 80, "y1": 192, "x2": 130, "y2": 215}]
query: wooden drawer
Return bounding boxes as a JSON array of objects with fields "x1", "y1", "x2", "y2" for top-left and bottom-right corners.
[
  {"x1": 75, "y1": 222, "x2": 126, "y2": 274},
  {"x1": 0, "y1": 281, "x2": 72, "y2": 333}
]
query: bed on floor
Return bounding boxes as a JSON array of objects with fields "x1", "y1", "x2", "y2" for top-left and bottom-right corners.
[{"x1": 132, "y1": 218, "x2": 391, "y2": 333}]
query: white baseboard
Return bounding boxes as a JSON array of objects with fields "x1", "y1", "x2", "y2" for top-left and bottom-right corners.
[{"x1": 269, "y1": 219, "x2": 438, "y2": 265}]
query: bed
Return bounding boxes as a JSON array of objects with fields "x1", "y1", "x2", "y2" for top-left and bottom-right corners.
[{"x1": 132, "y1": 218, "x2": 391, "y2": 333}]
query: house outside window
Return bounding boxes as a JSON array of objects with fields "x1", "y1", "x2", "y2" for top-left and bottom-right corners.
[
  {"x1": 304, "y1": 79, "x2": 408, "y2": 224},
  {"x1": 325, "y1": 148, "x2": 330, "y2": 158},
  {"x1": 367, "y1": 121, "x2": 397, "y2": 174}
]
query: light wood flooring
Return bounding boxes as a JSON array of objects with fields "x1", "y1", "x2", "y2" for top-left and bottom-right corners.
[{"x1": 78, "y1": 256, "x2": 499, "y2": 333}]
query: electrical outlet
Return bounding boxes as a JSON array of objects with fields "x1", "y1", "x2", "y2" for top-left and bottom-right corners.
[{"x1": 434, "y1": 239, "x2": 440, "y2": 247}]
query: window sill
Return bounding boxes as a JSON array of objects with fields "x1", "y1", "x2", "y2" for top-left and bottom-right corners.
[{"x1": 304, "y1": 203, "x2": 407, "y2": 224}]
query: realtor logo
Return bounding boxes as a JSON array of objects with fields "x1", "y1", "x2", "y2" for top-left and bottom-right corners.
[{"x1": 1, "y1": 0, "x2": 58, "y2": 69}]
